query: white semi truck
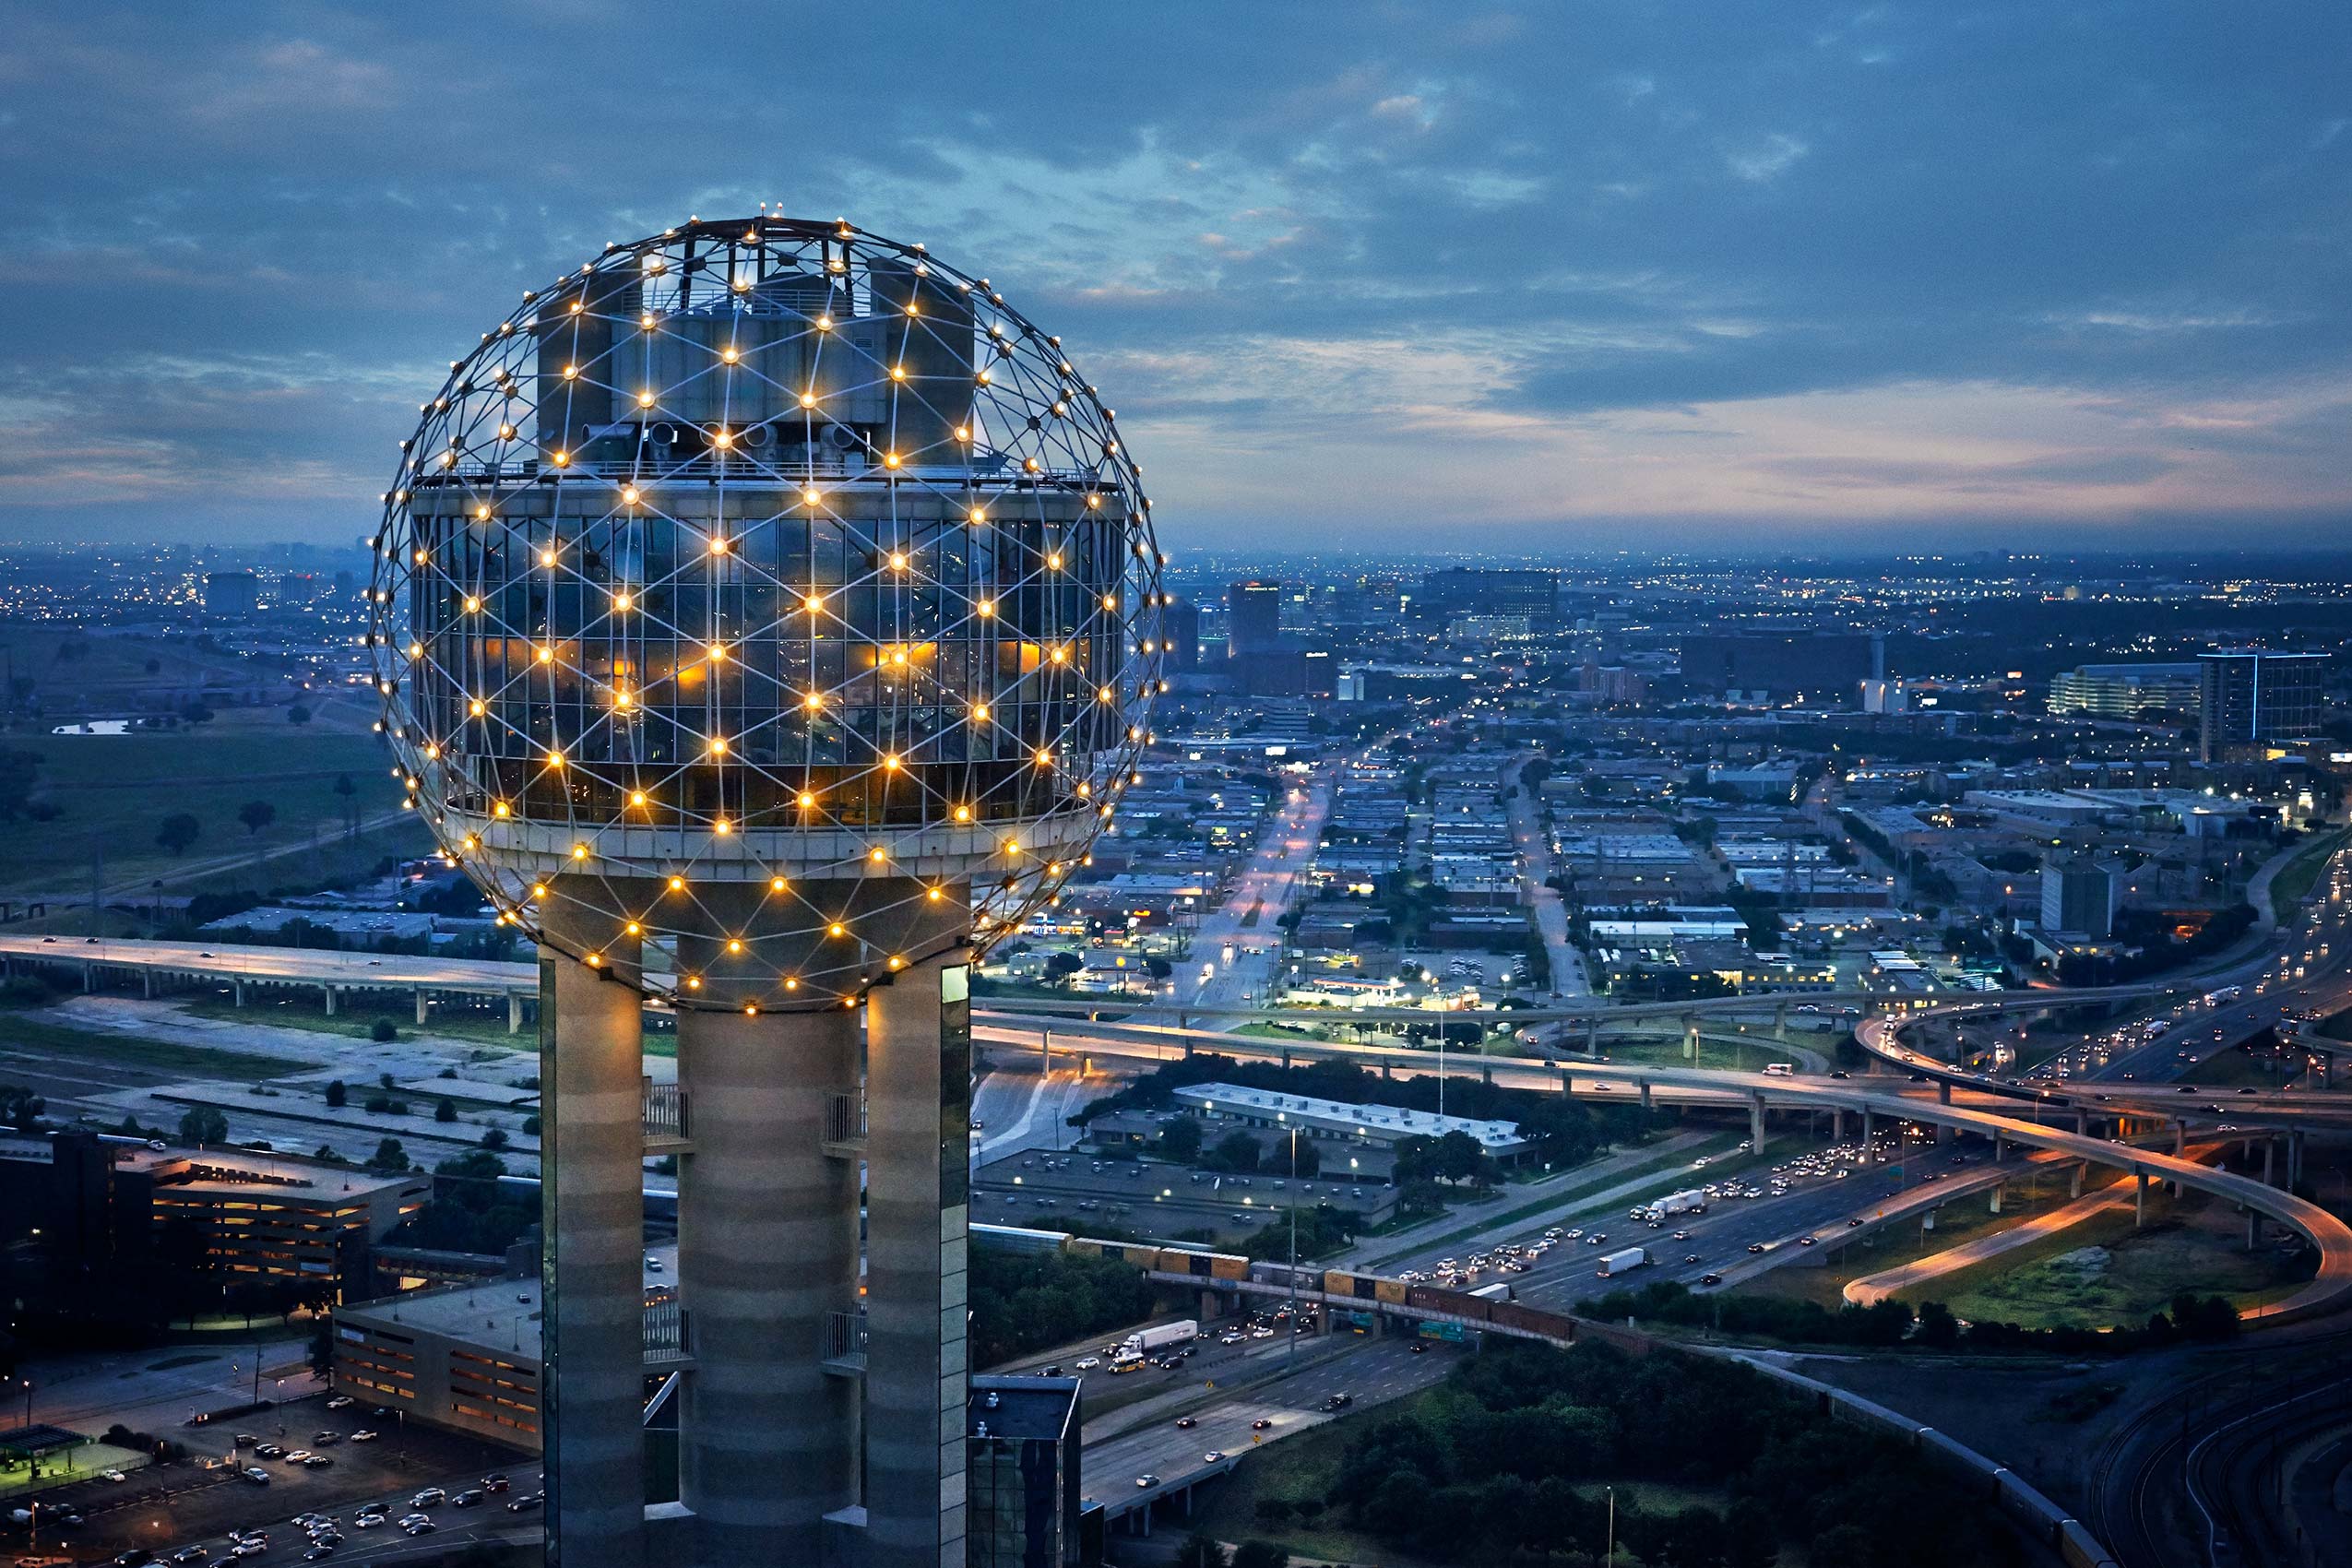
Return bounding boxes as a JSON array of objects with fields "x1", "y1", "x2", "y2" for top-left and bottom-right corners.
[
  {"x1": 1110, "y1": 1319, "x2": 1199, "y2": 1371},
  {"x1": 1630, "y1": 1189, "x2": 1708, "y2": 1223},
  {"x1": 1596, "y1": 1247, "x2": 1649, "y2": 1278}
]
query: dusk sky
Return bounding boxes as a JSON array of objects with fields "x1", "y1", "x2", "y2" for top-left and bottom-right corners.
[{"x1": 4, "y1": 1, "x2": 2348, "y2": 552}]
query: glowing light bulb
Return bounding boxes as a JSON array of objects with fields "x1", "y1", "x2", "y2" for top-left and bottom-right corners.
[
  {"x1": 669, "y1": 875, "x2": 685, "y2": 892},
  {"x1": 707, "y1": 736, "x2": 728, "y2": 755},
  {"x1": 769, "y1": 876, "x2": 788, "y2": 893},
  {"x1": 799, "y1": 791, "x2": 817, "y2": 809},
  {"x1": 630, "y1": 790, "x2": 648, "y2": 808}
]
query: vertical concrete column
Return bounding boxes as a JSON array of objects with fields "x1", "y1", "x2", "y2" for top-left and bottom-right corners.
[
  {"x1": 2069, "y1": 1161, "x2": 2085, "y2": 1199},
  {"x1": 1861, "y1": 1108, "x2": 1873, "y2": 1146},
  {"x1": 538, "y1": 883, "x2": 647, "y2": 1568},
  {"x1": 323, "y1": 984, "x2": 337, "y2": 1016},
  {"x1": 1989, "y1": 1181, "x2": 2002, "y2": 1216},
  {"x1": 2263, "y1": 1138, "x2": 2277, "y2": 1188},
  {"x1": 1833, "y1": 1109, "x2": 1847, "y2": 1143},
  {"x1": 1994, "y1": 1132, "x2": 2006, "y2": 1163},
  {"x1": 2134, "y1": 1170, "x2": 2148, "y2": 1228},
  {"x1": 414, "y1": 988, "x2": 430, "y2": 1027},
  {"x1": 1681, "y1": 1016, "x2": 1699, "y2": 1061},
  {"x1": 865, "y1": 948, "x2": 973, "y2": 1568},
  {"x1": 233, "y1": 980, "x2": 245, "y2": 1007},
  {"x1": 509, "y1": 992, "x2": 526, "y2": 1035},
  {"x1": 1638, "y1": 1081, "x2": 1653, "y2": 1111},
  {"x1": 1747, "y1": 1094, "x2": 1766, "y2": 1157},
  {"x1": 674, "y1": 928, "x2": 861, "y2": 1568},
  {"x1": 1937, "y1": 1080, "x2": 1952, "y2": 1105}
]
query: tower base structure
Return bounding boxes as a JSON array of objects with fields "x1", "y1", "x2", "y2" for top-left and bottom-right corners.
[{"x1": 538, "y1": 875, "x2": 973, "y2": 1568}]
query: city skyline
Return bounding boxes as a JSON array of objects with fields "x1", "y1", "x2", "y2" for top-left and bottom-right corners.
[{"x1": 5, "y1": 2, "x2": 2350, "y2": 548}]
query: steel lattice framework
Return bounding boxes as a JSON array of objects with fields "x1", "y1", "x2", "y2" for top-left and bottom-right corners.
[{"x1": 367, "y1": 216, "x2": 1166, "y2": 1010}]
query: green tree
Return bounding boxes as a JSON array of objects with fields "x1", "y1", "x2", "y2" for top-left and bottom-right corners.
[
  {"x1": 1210, "y1": 1129, "x2": 1261, "y2": 1173},
  {"x1": 324, "y1": 1079, "x2": 347, "y2": 1109},
  {"x1": 521, "y1": 1115, "x2": 541, "y2": 1137},
  {"x1": 1159, "y1": 1117, "x2": 1203, "y2": 1163},
  {"x1": 0, "y1": 748, "x2": 46, "y2": 822},
  {"x1": 434, "y1": 1098, "x2": 458, "y2": 1123},
  {"x1": 287, "y1": 706, "x2": 312, "y2": 725},
  {"x1": 178, "y1": 1105, "x2": 229, "y2": 1145},
  {"x1": 481, "y1": 1127, "x2": 509, "y2": 1151},
  {"x1": 236, "y1": 800, "x2": 277, "y2": 836},
  {"x1": 369, "y1": 1018, "x2": 398, "y2": 1042},
  {"x1": 367, "y1": 1137, "x2": 410, "y2": 1174},
  {"x1": 1174, "y1": 1537, "x2": 1229, "y2": 1568},
  {"x1": 157, "y1": 812, "x2": 201, "y2": 854},
  {"x1": 1232, "y1": 1539, "x2": 1291, "y2": 1568}
]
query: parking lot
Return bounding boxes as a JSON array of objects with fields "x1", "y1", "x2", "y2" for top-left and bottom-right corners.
[
  {"x1": 971, "y1": 1150, "x2": 1394, "y2": 1246},
  {"x1": 0, "y1": 1391, "x2": 531, "y2": 1563}
]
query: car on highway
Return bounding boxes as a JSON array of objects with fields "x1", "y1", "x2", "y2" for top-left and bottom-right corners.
[
  {"x1": 1174, "y1": 1417, "x2": 1197, "y2": 1429},
  {"x1": 410, "y1": 1489, "x2": 446, "y2": 1509},
  {"x1": 1134, "y1": 1475, "x2": 1159, "y2": 1490},
  {"x1": 1075, "y1": 1357, "x2": 1099, "y2": 1371},
  {"x1": 507, "y1": 1493, "x2": 545, "y2": 1513},
  {"x1": 349, "y1": 1430, "x2": 376, "y2": 1443},
  {"x1": 1699, "y1": 1273, "x2": 1723, "y2": 1285},
  {"x1": 1747, "y1": 1242, "x2": 1766, "y2": 1253},
  {"x1": 1252, "y1": 1418, "x2": 1275, "y2": 1431},
  {"x1": 325, "y1": 1396, "x2": 353, "y2": 1410},
  {"x1": 1204, "y1": 1450, "x2": 1227, "y2": 1463},
  {"x1": 1799, "y1": 1235, "x2": 1818, "y2": 1246},
  {"x1": 1682, "y1": 1253, "x2": 1701, "y2": 1264}
]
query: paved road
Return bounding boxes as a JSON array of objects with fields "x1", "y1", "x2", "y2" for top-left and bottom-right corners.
[
  {"x1": 1508, "y1": 754, "x2": 1587, "y2": 998},
  {"x1": 1176, "y1": 772, "x2": 1333, "y2": 1018}
]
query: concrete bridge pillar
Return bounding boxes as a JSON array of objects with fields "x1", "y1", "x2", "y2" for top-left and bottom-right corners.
[
  {"x1": 2245, "y1": 1208, "x2": 2261, "y2": 1251},
  {"x1": 232, "y1": 980, "x2": 246, "y2": 1007},
  {"x1": 1280, "y1": 1048, "x2": 1292, "y2": 1072},
  {"x1": 322, "y1": 984, "x2": 338, "y2": 1016},
  {"x1": 1993, "y1": 1131, "x2": 2005, "y2": 1164},
  {"x1": 508, "y1": 992, "x2": 524, "y2": 1034},
  {"x1": 1584, "y1": 1018, "x2": 1598, "y2": 1058},
  {"x1": 1860, "y1": 1108, "x2": 1873, "y2": 1146},
  {"x1": 1773, "y1": 1002, "x2": 1788, "y2": 1040},
  {"x1": 1937, "y1": 1080, "x2": 1952, "y2": 1106},
  {"x1": 2070, "y1": 1161, "x2": 2085, "y2": 1199},
  {"x1": 414, "y1": 988, "x2": 430, "y2": 1027},
  {"x1": 2263, "y1": 1137, "x2": 2276, "y2": 1188},
  {"x1": 1639, "y1": 1081, "x2": 1653, "y2": 1112},
  {"x1": 1681, "y1": 1016, "x2": 1700, "y2": 1061},
  {"x1": 2289, "y1": 1132, "x2": 2305, "y2": 1189},
  {"x1": 1480, "y1": 1063, "x2": 1493, "y2": 1086},
  {"x1": 80, "y1": 962, "x2": 94, "y2": 992},
  {"x1": 141, "y1": 968, "x2": 154, "y2": 999},
  {"x1": 2073, "y1": 1108, "x2": 2087, "y2": 1135},
  {"x1": 1936, "y1": 1122, "x2": 1953, "y2": 1146},
  {"x1": 1990, "y1": 1180, "x2": 2002, "y2": 1216},
  {"x1": 1747, "y1": 1093, "x2": 1767, "y2": 1157},
  {"x1": 2135, "y1": 1169, "x2": 2149, "y2": 1228}
]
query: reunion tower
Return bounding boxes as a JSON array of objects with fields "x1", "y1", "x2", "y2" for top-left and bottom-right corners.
[{"x1": 367, "y1": 215, "x2": 1166, "y2": 1568}]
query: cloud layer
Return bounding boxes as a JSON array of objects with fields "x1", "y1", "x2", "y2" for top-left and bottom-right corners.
[{"x1": 3, "y1": 1, "x2": 2347, "y2": 549}]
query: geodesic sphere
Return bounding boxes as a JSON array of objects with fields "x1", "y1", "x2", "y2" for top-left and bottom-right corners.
[{"x1": 367, "y1": 216, "x2": 1165, "y2": 1009}]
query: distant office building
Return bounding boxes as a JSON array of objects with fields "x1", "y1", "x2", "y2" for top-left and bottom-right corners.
[
  {"x1": 1226, "y1": 580, "x2": 1283, "y2": 655},
  {"x1": 0, "y1": 1134, "x2": 425, "y2": 1300},
  {"x1": 203, "y1": 569, "x2": 260, "y2": 617},
  {"x1": 967, "y1": 1377, "x2": 1084, "y2": 1568},
  {"x1": 332, "y1": 1277, "x2": 546, "y2": 1446},
  {"x1": 1418, "y1": 567, "x2": 1559, "y2": 625},
  {"x1": 2039, "y1": 854, "x2": 2118, "y2": 940},
  {"x1": 1159, "y1": 598, "x2": 1201, "y2": 671},
  {"x1": 2200, "y1": 649, "x2": 2328, "y2": 762},
  {"x1": 1680, "y1": 631, "x2": 1882, "y2": 703},
  {"x1": 1859, "y1": 678, "x2": 1909, "y2": 714},
  {"x1": 2048, "y1": 662, "x2": 2201, "y2": 719}
]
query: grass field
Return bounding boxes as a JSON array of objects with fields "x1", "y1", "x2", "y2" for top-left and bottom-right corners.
[
  {"x1": 0, "y1": 1012, "x2": 310, "y2": 1081},
  {"x1": 1924, "y1": 1197, "x2": 2304, "y2": 1328},
  {"x1": 1593, "y1": 1033, "x2": 1801, "y2": 1073},
  {"x1": 3, "y1": 726, "x2": 412, "y2": 900},
  {"x1": 1729, "y1": 1171, "x2": 2116, "y2": 1313},
  {"x1": 2270, "y1": 827, "x2": 2350, "y2": 924},
  {"x1": 182, "y1": 992, "x2": 532, "y2": 1051}
]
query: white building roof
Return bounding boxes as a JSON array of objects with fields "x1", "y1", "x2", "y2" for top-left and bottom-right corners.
[{"x1": 1170, "y1": 1081, "x2": 1529, "y2": 1152}]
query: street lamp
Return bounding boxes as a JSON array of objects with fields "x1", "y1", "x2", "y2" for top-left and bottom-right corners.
[{"x1": 1288, "y1": 1124, "x2": 1301, "y2": 1369}]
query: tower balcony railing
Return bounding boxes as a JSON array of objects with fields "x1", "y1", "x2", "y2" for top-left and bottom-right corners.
[
  {"x1": 821, "y1": 1309, "x2": 868, "y2": 1376},
  {"x1": 644, "y1": 1078, "x2": 689, "y2": 1149},
  {"x1": 644, "y1": 1302, "x2": 693, "y2": 1367},
  {"x1": 822, "y1": 1091, "x2": 867, "y2": 1158}
]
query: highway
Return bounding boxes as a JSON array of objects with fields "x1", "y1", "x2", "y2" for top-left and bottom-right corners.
[
  {"x1": 1509, "y1": 753, "x2": 1588, "y2": 998},
  {"x1": 1174, "y1": 770, "x2": 1333, "y2": 1019}
]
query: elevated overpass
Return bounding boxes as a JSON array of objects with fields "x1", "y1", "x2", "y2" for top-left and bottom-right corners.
[{"x1": 13, "y1": 936, "x2": 2349, "y2": 1320}]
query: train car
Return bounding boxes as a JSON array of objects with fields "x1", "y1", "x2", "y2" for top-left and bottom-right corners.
[
  {"x1": 1321, "y1": 1269, "x2": 1384, "y2": 1301},
  {"x1": 970, "y1": 1222, "x2": 1074, "y2": 1255},
  {"x1": 1153, "y1": 1246, "x2": 1249, "y2": 1280},
  {"x1": 1373, "y1": 1277, "x2": 1408, "y2": 1305},
  {"x1": 1486, "y1": 1300, "x2": 1574, "y2": 1341}
]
